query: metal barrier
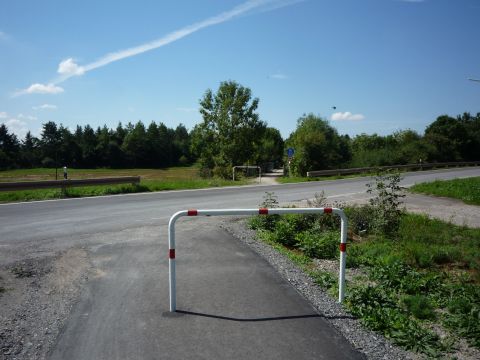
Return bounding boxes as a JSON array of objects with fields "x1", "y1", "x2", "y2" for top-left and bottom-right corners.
[
  {"x1": 0, "y1": 176, "x2": 141, "y2": 192},
  {"x1": 232, "y1": 166, "x2": 261, "y2": 182},
  {"x1": 306, "y1": 161, "x2": 480, "y2": 177},
  {"x1": 168, "y1": 207, "x2": 347, "y2": 312}
]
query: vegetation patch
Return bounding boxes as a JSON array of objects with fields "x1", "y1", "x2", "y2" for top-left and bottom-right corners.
[
  {"x1": 248, "y1": 175, "x2": 480, "y2": 357},
  {"x1": 0, "y1": 166, "x2": 247, "y2": 203},
  {"x1": 410, "y1": 176, "x2": 480, "y2": 205}
]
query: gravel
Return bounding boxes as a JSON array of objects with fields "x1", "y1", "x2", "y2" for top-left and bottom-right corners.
[
  {"x1": 221, "y1": 217, "x2": 421, "y2": 360},
  {"x1": 0, "y1": 248, "x2": 91, "y2": 360}
]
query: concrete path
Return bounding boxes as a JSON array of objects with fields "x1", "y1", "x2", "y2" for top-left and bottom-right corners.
[{"x1": 49, "y1": 220, "x2": 362, "y2": 360}]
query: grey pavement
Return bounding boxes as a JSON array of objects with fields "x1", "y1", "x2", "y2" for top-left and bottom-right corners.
[{"x1": 49, "y1": 220, "x2": 362, "y2": 360}]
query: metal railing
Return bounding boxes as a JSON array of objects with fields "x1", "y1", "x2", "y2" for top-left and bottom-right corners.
[
  {"x1": 168, "y1": 207, "x2": 347, "y2": 312},
  {"x1": 0, "y1": 176, "x2": 141, "y2": 192},
  {"x1": 232, "y1": 165, "x2": 261, "y2": 182},
  {"x1": 306, "y1": 161, "x2": 480, "y2": 178}
]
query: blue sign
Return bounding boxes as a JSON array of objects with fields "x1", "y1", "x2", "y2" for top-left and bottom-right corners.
[{"x1": 287, "y1": 148, "x2": 295, "y2": 158}]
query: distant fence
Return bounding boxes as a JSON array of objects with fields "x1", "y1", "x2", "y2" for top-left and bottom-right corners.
[
  {"x1": 0, "y1": 176, "x2": 141, "y2": 192},
  {"x1": 306, "y1": 161, "x2": 480, "y2": 178}
]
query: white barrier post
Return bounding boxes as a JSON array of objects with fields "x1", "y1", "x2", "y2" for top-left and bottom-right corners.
[{"x1": 168, "y1": 207, "x2": 347, "y2": 312}]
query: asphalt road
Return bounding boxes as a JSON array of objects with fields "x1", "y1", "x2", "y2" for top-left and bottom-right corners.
[{"x1": 1, "y1": 167, "x2": 479, "y2": 359}]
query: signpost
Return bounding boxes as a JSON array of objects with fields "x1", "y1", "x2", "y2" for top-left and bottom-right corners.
[
  {"x1": 287, "y1": 148, "x2": 295, "y2": 158},
  {"x1": 287, "y1": 148, "x2": 294, "y2": 176}
]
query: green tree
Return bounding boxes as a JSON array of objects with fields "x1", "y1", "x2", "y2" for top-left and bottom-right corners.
[
  {"x1": 122, "y1": 121, "x2": 148, "y2": 167},
  {"x1": 424, "y1": 115, "x2": 469, "y2": 162},
  {"x1": 81, "y1": 125, "x2": 98, "y2": 167},
  {"x1": 20, "y1": 131, "x2": 40, "y2": 167},
  {"x1": 173, "y1": 124, "x2": 192, "y2": 165},
  {"x1": 193, "y1": 80, "x2": 266, "y2": 177},
  {"x1": 256, "y1": 127, "x2": 284, "y2": 168},
  {"x1": 0, "y1": 124, "x2": 20, "y2": 169},
  {"x1": 286, "y1": 114, "x2": 350, "y2": 176},
  {"x1": 39, "y1": 121, "x2": 61, "y2": 167}
]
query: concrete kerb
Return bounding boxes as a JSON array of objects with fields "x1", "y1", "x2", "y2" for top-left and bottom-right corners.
[{"x1": 168, "y1": 207, "x2": 348, "y2": 312}]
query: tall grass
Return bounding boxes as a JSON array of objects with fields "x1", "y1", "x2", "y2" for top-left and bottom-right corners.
[
  {"x1": 249, "y1": 208, "x2": 480, "y2": 356},
  {"x1": 410, "y1": 177, "x2": 480, "y2": 205}
]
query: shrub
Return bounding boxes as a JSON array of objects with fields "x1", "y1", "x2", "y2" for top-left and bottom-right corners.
[
  {"x1": 367, "y1": 171, "x2": 405, "y2": 237},
  {"x1": 271, "y1": 219, "x2": 297, "y2": 247},
  {"x1": 296, "y1": 230, "x2": 339, "y2": 259},
  {"x1": 345, "y1": 204, "x2": 375, "y2": 235},
  {"x1": 249, "y1": 192, "x2": 280, "y2": 231}
]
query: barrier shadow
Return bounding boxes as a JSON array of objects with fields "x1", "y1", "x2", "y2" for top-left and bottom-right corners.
[{"x1": 174, "y1": 310, "x2": 354, "y2": 322}]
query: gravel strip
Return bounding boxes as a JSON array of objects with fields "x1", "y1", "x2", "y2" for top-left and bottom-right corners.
[
  {"x1": 221, "y1": 217, "x2": 421, "y2": 360},
  {"x1": 0, "y1": 248, "x2": 91, "y2": 360}
]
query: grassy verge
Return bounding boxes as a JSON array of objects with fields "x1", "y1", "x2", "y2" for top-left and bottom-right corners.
[
  {"x1": 410, "y1": 177, "x2": 480, "y2": 205},
  {"x1": 0, "y1": 167, "x2": 247, "y2": 203},
  {"x1": 248, "y1": 209, "x2": 480, "y2": 357}
]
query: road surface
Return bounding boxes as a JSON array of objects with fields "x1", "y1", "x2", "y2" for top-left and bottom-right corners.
[{"x1": 1, "y1": 167, "x2": 479, "y2": 359}]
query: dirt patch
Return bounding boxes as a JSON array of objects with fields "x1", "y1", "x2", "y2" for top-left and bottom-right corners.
[{"x1": 0, "y1": 248, "x2": 91, "y2": 360}]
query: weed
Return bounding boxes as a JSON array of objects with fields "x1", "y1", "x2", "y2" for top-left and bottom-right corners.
[
  {"x1": 296, "y1": 230, "x2": 339, "y2": 259},
  {"x1": 308, "y1": 270, "x2": 337, "y2": 289},
  {"x1": 401, "y1": 294, "x2": 436, "y2": 320},
  {"x1": 249, "y1": 192, "x2": 280, "y2": 231},
  {"x1": 367, "y1": 171, "x2": 405, "y2": 237}
]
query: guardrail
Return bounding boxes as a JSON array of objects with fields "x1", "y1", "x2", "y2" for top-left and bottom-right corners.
[
  {"x1": 168, "y1": 207, "x2": 347, "y2": 312},
  {"x1": 306, "y1": 161, "x2": 480, "y2": 177},
  {"x1": 0, "y1": 176, "x2": 141, "y2": 192}
]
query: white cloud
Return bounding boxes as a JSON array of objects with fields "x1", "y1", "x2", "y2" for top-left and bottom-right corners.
[
  {"x1": 4, "y1": 118, "x2": 29, "y2": 139},
  {"x1": 57, "y1": 58, "x2": 85, "y2": 76},
  {"x1": 331, "y1": 112, "x2": 365, "y2": 121},
  {"x1": 18, "y1": 113, "x2": 38, "y2": 121},
  {"x1": 53, "y1": 0, "x2": 301, "y2": 84},
  {"x1": 269, "y1": 73, "x2": 288, "y2": 80},
  {"x1": 14, "y1": 83, "x2": 64, "y2": 96},
  {"x1": 0, "y1": 111, "x2": 8, "y2": 119},
  {"x1": 33, "y1": 104, "x2": 57, "y2": 110}
]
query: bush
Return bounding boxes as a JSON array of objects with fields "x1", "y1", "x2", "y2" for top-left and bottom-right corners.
[
  {"x1": 296, "y1": 230, "x2": 339, "y2": 259},
  {"x1": 249, "y1": 192, "x2": 280, "y2": 231},
  {"x1": 367, "y1": 171, "x2": 405, "y2": 237},
  {"x1": 345, "y1": 205, "x2": 375, "y2": 235},
  {"x1": 271, "y1": 219, "x2": 297, "y2": 247}
]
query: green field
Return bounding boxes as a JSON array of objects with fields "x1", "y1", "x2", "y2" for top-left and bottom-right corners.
[
  {"x1": 0, "y1": 167, "x2": 247, "y2": 203},
  {"x1": 410, "y1": 177, "x2": 480, "y2": 205}
]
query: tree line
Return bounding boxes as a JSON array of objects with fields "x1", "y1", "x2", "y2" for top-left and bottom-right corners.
[
  {"x1": 286, "y1": 112, "x2": 480, "y2": 176},
  {"x1": 0, "y1": 120, "x2": 192, "y2": 169},
  {"x1": 1, "y1": 80, "x2": 479, "y2": 176}
]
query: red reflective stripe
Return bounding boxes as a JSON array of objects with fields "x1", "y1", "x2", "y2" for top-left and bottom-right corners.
[
  {"x1": 339, "y1": 243, "x2": 347, "y2": 252},
  {"x1": 187, "y1": 209, "x2": 198, "y2": 216},
  {"x1": 169, "y1": 249, "x2": 176, "y2": 259},
  {"x1": 259, "y1": 208, "x2": 269, "y2": 215},
  {"x1": 324, "y1": 207, "x2": 333, "y2": 213}
]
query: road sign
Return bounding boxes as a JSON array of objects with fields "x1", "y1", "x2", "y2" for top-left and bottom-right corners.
[{"x1": 287, "y1": 148, "x2": 295, "y2": 158}]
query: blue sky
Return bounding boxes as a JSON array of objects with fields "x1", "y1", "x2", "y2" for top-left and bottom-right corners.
[{"x1": 1, "y1": 0, "x2": 479, "y2": 140}]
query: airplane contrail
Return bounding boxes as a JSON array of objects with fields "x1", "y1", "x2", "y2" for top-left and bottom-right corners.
[{"x1": 54, "y1": 0, "x2": 303, "y2": 84}]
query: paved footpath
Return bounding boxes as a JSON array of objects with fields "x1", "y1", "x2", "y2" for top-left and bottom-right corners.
[{"x1": 49, "y1": 219, "x2": 363, "y2": 360}]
